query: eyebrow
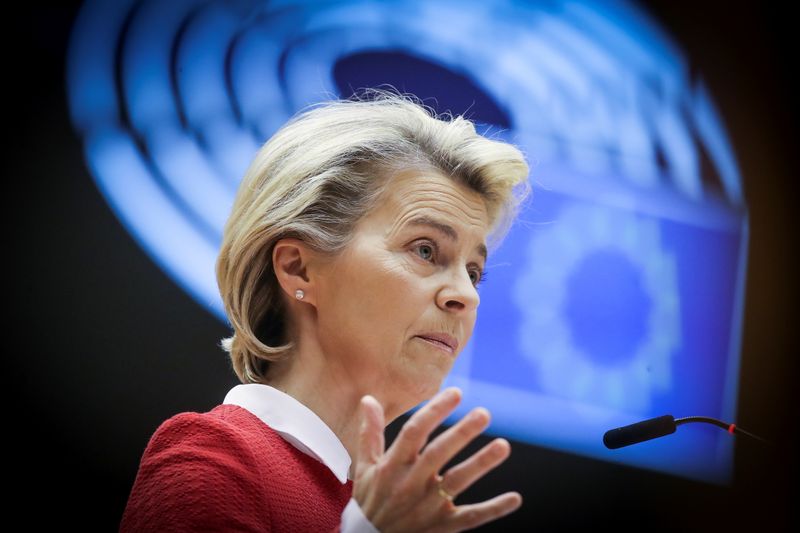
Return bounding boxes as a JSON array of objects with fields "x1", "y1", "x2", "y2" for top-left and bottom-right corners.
[{"x1": 407, "y1": 216, "x2": 488, "y2": 262}]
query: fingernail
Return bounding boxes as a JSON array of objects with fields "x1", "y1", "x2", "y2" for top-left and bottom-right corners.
[
  {"x1": 511, "y1": 493, "x2": 523, "y2": 510},
  {"x1": 471, "y1": 407, "x2": 490, "y2": 422},
  {"x1": 444, "y1": 387, "x2": 461, "y2": 400},
  {"x1": 494, "y1": 438, "x2": 510, "y2": 454}
]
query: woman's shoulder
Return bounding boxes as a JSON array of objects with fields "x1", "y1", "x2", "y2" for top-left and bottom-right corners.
[
  {"x1": 120, "y1": 405, "x2": 273, "y2": 532},
  {"x1": 144, "y1": 403, "x2": 270, "y2": 456}
]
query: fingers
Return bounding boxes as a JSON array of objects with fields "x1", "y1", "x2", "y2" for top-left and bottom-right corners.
[
  {"x1": 450, "y1": 492, "x2": 523, "y2": 531},
  {"x1": 440, "y1": 438, "x2": 511, "y2": 497},
  {"x1": 357, "y1": 395, "x2": 385, "y2": 468},
  {"x1": 353, "y1": 388, "x2": 520, "y2": 532},
  {"x1": 386, "y1": 387, "x2": 462, "y2": 464},
  {"x1": 415, "y1": 407, "x2": 491, "y2": 479}
]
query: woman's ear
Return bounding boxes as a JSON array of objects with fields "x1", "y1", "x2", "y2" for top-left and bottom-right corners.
[{"x1": 272, "y1": 238, "x2": 319, "y2": 307}]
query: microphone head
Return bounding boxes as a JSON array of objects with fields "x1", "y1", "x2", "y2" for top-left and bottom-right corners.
[{"x1": 603, "y1": 415, "x2": 677, "y2": 449}]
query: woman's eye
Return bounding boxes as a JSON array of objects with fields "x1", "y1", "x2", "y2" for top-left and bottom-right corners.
[
  {"x1": 469, "y1": 269, "x2": 486, "y2": 287},
  {"x1": 416, "y1": 243, "x2": 435, "y2": 261}
]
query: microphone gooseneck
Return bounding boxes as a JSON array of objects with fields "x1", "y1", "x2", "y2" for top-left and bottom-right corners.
[{"x1": 674, "y1": 416, "x2": 767, "y2": 443}]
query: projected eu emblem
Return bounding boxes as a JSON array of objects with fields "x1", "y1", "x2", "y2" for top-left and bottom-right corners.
[
  {"x1": 67, "y1": 0, "x2": 748, "y2": 484},
  {"x1": 514, "y1": 203, "x2": 680, "y2": 414}
]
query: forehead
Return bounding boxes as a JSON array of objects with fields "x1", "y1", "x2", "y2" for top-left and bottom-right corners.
[{"x1": 365, "y1": 169, "x2": 491, "y2": 247}]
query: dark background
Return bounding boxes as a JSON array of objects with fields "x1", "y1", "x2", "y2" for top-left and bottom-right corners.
[{"x1": 10, "y1": 1, "x2": 796, "y2": 530}]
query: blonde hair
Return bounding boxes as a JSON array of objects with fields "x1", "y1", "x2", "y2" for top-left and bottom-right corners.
[{"x1": 216, "y1": 90, "x2": 530, "y2": 384}]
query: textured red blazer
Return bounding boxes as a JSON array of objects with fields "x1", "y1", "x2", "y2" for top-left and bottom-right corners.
[{"x1": 120, "y1": 404, "x2": 353, "y2": 532}]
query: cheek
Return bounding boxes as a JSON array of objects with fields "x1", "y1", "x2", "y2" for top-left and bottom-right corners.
[
  {"x1": 323, "y1": 253, "x2": 422, "y2": 339},
  {"x1": 461, "y1": 314, "x2": 478, "y2": 351},
  {"x1": 353, "y1": 250, "x2": 418, "y2": 297}
]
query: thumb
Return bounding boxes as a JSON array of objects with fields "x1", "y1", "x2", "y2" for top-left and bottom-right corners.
[{"x1": 357, "y1": 395, "x2": 385, "y2": 469}]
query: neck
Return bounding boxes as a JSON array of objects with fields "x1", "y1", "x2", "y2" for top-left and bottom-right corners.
[{"x1": 266, "y1": 335, "x2": 376, "y2": 479}]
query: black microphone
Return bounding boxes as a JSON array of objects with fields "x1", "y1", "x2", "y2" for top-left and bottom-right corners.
[
  {"x1": 603, "y1": 414, "x2": 766, "y2": 449},
  {"x1": 603, "y1": 414, "x2": 676, "y2": 449}
]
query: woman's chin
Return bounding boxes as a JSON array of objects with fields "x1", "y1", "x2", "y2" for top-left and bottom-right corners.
[
  {"x1": 384, "y1": 350, "x2": 456, "y2": 414},
  {"x1": 393, "y1": 373, "x2": 447, "y2": 412}
]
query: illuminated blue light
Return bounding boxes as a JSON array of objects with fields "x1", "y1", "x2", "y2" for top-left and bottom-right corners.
[
  {"x1": 85, "y1": 125, "x2": 221, "y2": 312},
  {"x1": 68, "y1": 0, "x2": 747, "y2": 484},
  {"x1": 121, "y1": 0, "x2": 202, "y2": 136},
  {"x1": 514, "y1": 203, "x2": 680, "y2": 414},
  {"x1": 176, "y1": 2, "x2": 262, "y2": 183},
  {"x1": 566, "y1": 250, "x2": 651, "y2": 366},
  {"x1": 229, "y1": 28, "x2": 293, "y2": 138}
]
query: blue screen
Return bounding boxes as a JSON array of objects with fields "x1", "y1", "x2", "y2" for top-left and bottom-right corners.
[
  {"x1": 67, "y1": 0, "x2": 747, "y2": 484},
  {"x1": 442, "y1": 165, "x2": 746, "y2": 483}
]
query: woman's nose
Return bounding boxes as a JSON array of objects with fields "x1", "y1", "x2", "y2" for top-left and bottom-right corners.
[{"x1": 436, "y1": 268, "x2": 480, "y2": 313}]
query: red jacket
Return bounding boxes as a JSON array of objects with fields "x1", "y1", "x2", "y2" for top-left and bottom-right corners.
[{"x1": 120, "y1": 404, "x2": 353, "y2": 531}]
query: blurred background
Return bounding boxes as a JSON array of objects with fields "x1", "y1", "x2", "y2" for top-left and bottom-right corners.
[{"x1": 10, "y1": 1, "x2": 796, "y2": 530}]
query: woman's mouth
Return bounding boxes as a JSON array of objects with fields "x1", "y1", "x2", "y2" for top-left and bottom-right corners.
[{"x1": 415, "y1": 334, "x2": 458, "y2": 355}]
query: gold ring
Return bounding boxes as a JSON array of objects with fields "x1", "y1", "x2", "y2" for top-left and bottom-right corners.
[
  {"x1": 438, "y1": 486, "x2": 454, "y2": 501},
  {"x1": 436, "y1": 476, "x2": 454, "y2": 502}
]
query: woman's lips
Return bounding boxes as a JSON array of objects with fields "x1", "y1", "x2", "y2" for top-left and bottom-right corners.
[{"x1": 415, "y1": 334, "x2": 458, "y2": 354}]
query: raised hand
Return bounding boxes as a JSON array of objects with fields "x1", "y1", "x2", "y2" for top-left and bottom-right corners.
[{"x1": 353, "y1": 388, "x2": 522, "y2": 532}]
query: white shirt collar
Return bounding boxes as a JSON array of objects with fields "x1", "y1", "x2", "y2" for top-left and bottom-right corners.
[{"x1": 223, "y1": 383, "x2": 352, "y2": 484}]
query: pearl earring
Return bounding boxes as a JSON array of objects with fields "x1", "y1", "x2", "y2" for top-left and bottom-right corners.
[{"x1": 295, "y1": 289, "x2": 305, "y2": 300}]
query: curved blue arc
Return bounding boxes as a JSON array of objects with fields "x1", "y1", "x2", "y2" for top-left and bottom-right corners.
[
  {"x1": 85, "y1": 125, "x2": 224, "y2": 318},
  {"x1": 123, "y1": 1, "x2": 238, "y2": 239},
  {"x1": 144, "y1": 122, "x2": 235, "y2": 237},
  {"x1": 67, "y1": 0, "x2": 137, "y2": 132},
  {"x1": 229, "y1": 28, "x2": 292, "y2": 139},
  {"x1": 120, "y1": 0, "x2": 203, "y2": 135},
  {"x1": 177, "y1": 3, "x2": 241, "y2": 123},
  {"x1": 176, "y1": 3, "x2": 263, "y2": 183}
]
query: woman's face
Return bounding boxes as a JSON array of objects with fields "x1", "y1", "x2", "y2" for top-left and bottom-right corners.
[{"x1": 312, "y1": 169, "x2": 490, "y2": 415}]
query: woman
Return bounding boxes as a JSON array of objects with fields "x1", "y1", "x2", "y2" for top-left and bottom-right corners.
[{"x1": 120, "y1": 90, "x2": 530, "y2": 532}]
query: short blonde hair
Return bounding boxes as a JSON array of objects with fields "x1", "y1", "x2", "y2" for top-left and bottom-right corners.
[{"x1": 216, "y1": 90, "x2": 530, "y2": 384}]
